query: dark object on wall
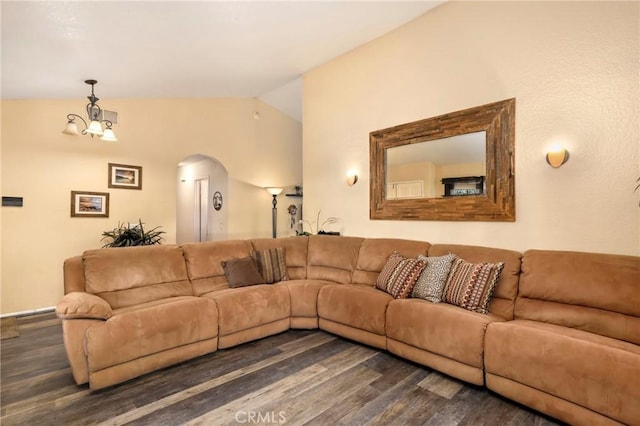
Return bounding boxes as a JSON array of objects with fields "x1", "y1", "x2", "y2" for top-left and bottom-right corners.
[
  {"x1": 2, "y1": 196, "x2": 23, "y2": 207},
  {"x1": 286, "y1": 185, "x2": 303, "y2": 197},
  {"x1": 101, "y1": 219, "x2": 164, "y2": 248},
  {"x1": 287, "y1": 204, "x2": 298, "y2": 228},
  {"x1": 213, "y1": 191, "x2": 223, "y2": 211}
]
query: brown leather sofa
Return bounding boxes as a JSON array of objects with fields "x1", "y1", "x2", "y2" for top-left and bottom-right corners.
[{"x1": 56, "y1": 235, "x2": 639, "y2": 425}]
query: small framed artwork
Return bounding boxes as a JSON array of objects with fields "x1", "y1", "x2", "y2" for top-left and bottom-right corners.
[
  {"x1": 71, "y1": 191, "x2": 109, "y2": 218},
  {"x1": 108, "y1": 163, "x2": 142, "y2": 190},
  {"x1": 213, "y1": 191, "x2": 223, "y2": 211}
]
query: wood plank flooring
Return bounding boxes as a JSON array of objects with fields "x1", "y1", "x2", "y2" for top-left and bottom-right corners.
[{"x1": 0, "y1": 312, "x2": 562, "y2": 425}]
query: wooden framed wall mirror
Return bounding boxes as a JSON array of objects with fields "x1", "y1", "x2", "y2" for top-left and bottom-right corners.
[{"x1": 370, "y1": 98, "x2": 515, "y2": 221}]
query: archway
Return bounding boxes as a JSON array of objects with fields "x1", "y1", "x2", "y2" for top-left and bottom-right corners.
[{"x1": 176, "y1": 155, "x2": 228, "y2": 243}]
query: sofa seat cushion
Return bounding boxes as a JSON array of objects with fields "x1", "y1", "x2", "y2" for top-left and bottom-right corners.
[
  {"x1": 386, "y1": 299, "x2": 503, "y2": 368},
  {"x1": 112, "y1": 296, "x2": 197, "y2": 315},
  {"x1": 85, "y1": 297, "x2": 218, "y2": 372},
  {"x1": 317, "y1": 284, "x2": 392, "y2": 335},
  {"x1": 485, "y1": 320, "x2": 640, "y2": 426},
  {"x1": 203, "y1": 285, "x2": 290, "y2": 337}
]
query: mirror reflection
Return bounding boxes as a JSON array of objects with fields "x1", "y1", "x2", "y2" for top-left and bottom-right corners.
[{"x1": 386, "y1": 131, "x2": 486, "y2": 199}]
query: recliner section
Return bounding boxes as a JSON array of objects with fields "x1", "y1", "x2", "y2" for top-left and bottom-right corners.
[{"x1": 484, "y1": 249, "x2": 640, "y2": 426}]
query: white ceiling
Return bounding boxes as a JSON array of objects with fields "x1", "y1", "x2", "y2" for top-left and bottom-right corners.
[{"x1": 1, "y1": 1, "x2": 444, "y2": 121}]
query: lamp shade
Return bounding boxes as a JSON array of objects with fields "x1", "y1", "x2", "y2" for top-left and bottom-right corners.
[
  {"x1": 346, "y1": 170, "x2": 359, "y2": 186},
  {"x1": 100, "y1": 128, "x2": 118, "y2": 142},
  {"x1": 265, "y1": 187, "x2": 283, "y2": 196},
  {"x1": 86, "y1": 120, "x2": 104, "y2": 136},
  {"x1": 546, "y1": 148, "x2": 569, "y2": 168},
  {"x1": 62, "y1": 121, "x2": 80, "y2": 135}
]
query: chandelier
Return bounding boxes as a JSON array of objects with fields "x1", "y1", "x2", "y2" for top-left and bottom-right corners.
[{"x1": 62, "y1": 79, "x2": 117, "y2": 142}]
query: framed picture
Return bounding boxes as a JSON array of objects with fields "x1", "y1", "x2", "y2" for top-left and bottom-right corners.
[
  {"x1": 70, "y1": 191, "x2": 109, "y2": 218},
  {"x1": 213, "y1": 191, "x2": 223, "y2": 211},
  {"x1": 108, "y1": 163, "x2": 142, "y2": 190}
]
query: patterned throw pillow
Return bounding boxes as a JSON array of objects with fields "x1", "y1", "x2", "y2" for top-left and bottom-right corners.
[
  {"x1": 442, "y1": 258, "x2": 505, "y2": 314},
  {"x1": 376, "y1": 252, "x2": 427, "y2": 299},
  {"x1": 250, "y1": 247, "x2": 289, "y2": 284},
  {"x1": 412, "y1": 253, "x2": 458, "y2": 303},
  {"x1": 221, "y1": 257, "x2": 265, "y2": 288}
]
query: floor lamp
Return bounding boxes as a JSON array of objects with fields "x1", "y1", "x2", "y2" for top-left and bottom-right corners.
[{"x1": 265, "y1": 187, "x2": 283, "y2": 238}]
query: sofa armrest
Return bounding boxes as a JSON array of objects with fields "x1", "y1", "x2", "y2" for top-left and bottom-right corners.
[{"x1": 56, "y1": 292, "x2": 112, "y2": 320}]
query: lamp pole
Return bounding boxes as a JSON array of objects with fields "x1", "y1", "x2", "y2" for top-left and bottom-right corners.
[
  {"x1": 271, "y1": 194, "x2": 278, "y2": 239},
  {"x1": 265, "y1": 187, "x2": 283, "y2": 239}
]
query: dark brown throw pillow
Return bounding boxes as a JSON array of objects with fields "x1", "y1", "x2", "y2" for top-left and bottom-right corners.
[{"x1": 221, "y1": 257, "x2": 265, "y2": 288}]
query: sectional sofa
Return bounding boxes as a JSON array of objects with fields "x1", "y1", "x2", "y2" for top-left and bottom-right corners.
[{"x1": 56, "y1": 235, "x2": 639, "y2": 425}]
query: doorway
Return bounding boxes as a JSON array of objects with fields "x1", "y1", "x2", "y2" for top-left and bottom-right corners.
[
  {"x1": 176, "y1": 155, "x2": 228, "y2": 243},
  {"x1": 194, "y1": 177, "x2": 209, "y2": 242}
]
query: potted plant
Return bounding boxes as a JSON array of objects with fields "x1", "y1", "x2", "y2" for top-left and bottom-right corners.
[
  {"x1": 101, "y1": 219, "x2": 165, "y2": 248},
  {"x1": 297, "y1": 210, "x2": 339, "y2": 236}
]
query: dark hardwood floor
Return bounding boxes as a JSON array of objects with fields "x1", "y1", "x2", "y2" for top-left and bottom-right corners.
[{"x1": 1, "y1": 312, "x2": 561, "y2": 425}]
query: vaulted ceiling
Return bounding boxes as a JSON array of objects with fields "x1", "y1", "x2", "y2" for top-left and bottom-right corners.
[{"x1": 1, "y1": 1, "x2": 444, "y2": 121}]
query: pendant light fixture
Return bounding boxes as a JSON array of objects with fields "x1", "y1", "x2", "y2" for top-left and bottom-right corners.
[{"x1": 62, "y1": 79, "x2": 117, "y2": 142}]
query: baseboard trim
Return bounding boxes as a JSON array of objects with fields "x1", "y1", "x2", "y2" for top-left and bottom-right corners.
[{"x1": 0, "y1": 306, "x2": 55, "y2": 318}]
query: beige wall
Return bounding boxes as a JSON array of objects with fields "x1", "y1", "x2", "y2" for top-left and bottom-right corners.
[
  {"x1": 1, "y1": 98, "x2": 301, "y2": 314},
  {"x1": 303, "y1": 1, "x2": 639, "y2": 255}
]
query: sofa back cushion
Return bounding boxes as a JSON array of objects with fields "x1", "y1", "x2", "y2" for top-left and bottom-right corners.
[
  {"x1": 517, "y1": 249, "x2": 640, "y2": 344},
  {"x1": 250, "y1": 237, "x2": 309, "y2": 280},
  {"x1": 307, "y1": 235, "x2": 364, "y2": 283},
  {"x1": 428, "y1": 244, "x2": 522, "y2": 320},
  {"x1": 352, "y1": 238, "x2": 430, "y2": 286},
  {"x1": 181, "y1": 240, "x2": 254, "y2": 296},
  {"x1": 83, "y1": 245, "x2": 192, "y2": 309}
]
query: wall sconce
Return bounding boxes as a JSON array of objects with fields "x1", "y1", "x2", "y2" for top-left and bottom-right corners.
[
  {"x1": 546, "y1": 146, "x2": 570, "y2": 168},
  {"x1": 265, "y1": 187, "x2": 283, "y2": 238},
  {"x1": 62, "y1": 79, "x2": 117, "y2": 142},
  {"x1": 346, "y1": 170, "x2": 359, "y2": 186}
]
